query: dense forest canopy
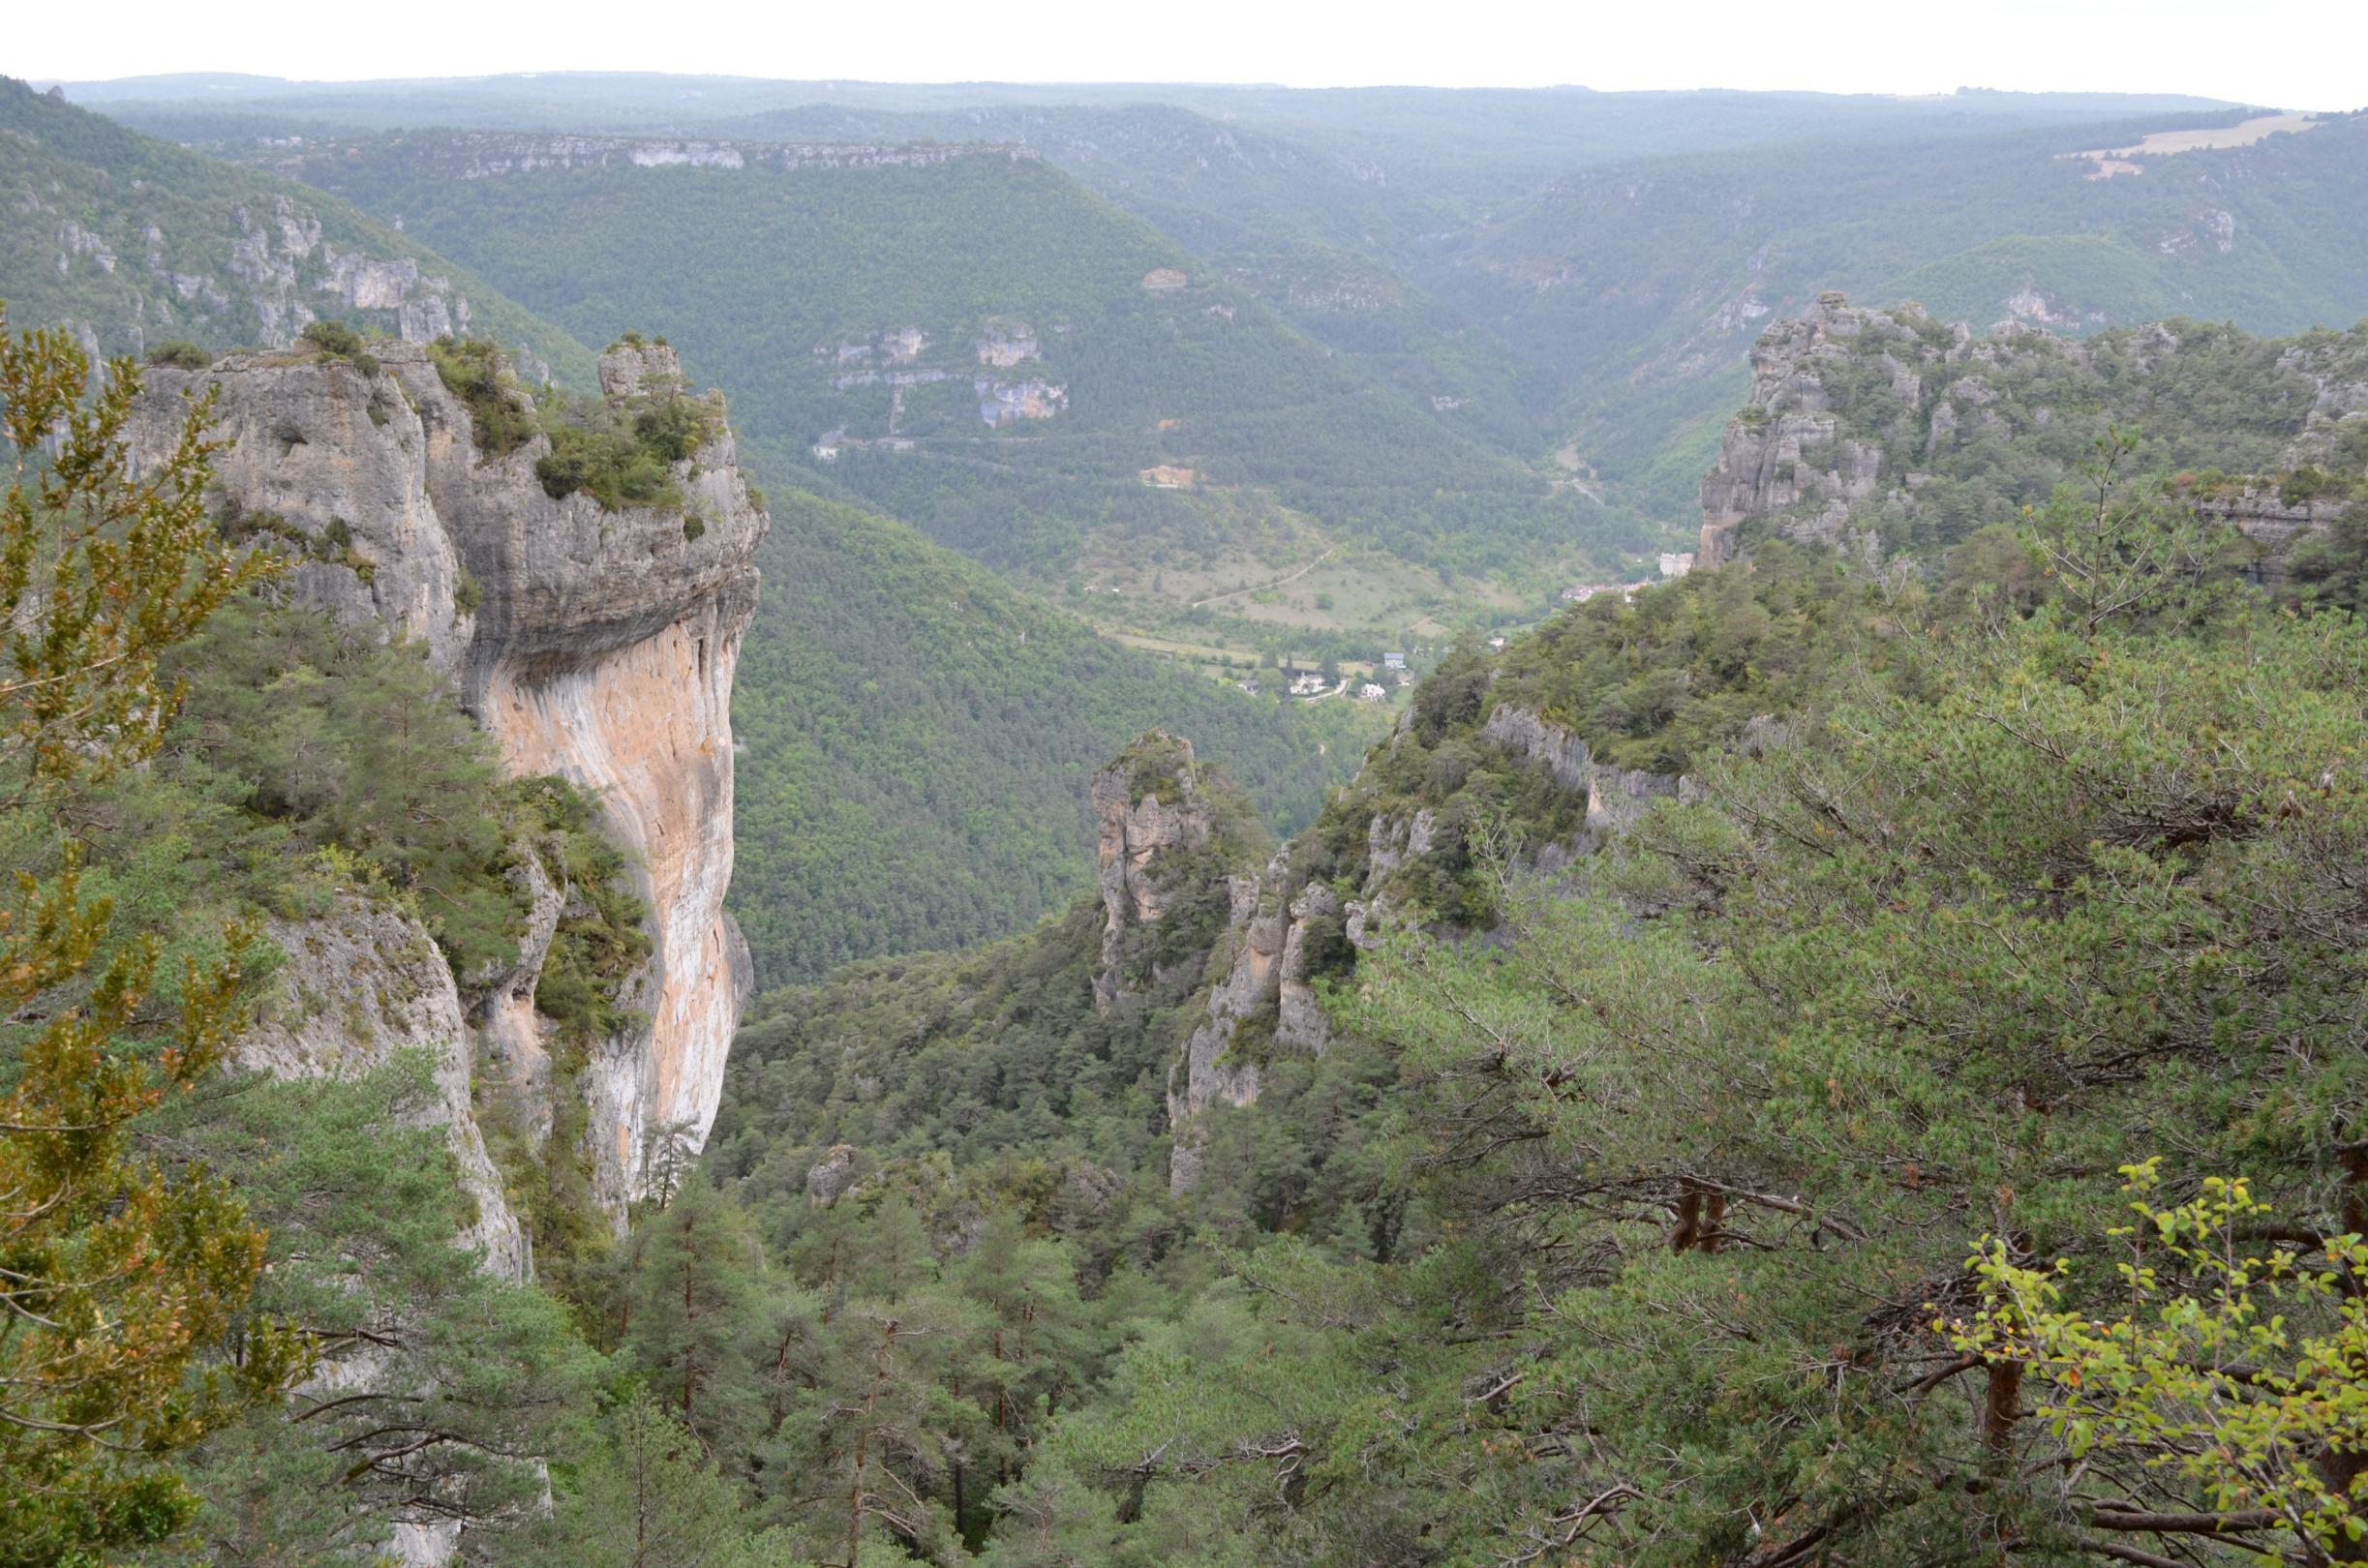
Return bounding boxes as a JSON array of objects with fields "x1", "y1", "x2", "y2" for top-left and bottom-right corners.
[
  {"x1": 684, "y1": 436, "x2": 2368, "y2": 1566},
  {"x1": 730, "y1": 486, "x2": 1377, "y2": 984}
]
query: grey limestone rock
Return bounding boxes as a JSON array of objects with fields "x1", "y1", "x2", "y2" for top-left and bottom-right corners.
[{"x1": 246, "y1": 898, "x2": 529, "y2": 1284}]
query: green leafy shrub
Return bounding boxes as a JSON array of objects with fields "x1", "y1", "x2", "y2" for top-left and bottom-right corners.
[
  {"x1": 298, "y1": 317, "x2": 379, "y2": 376},
  {"x1": 535, "y1": 423, "x2": 679, "y2": 511},
  {"x1": 533, "y1": 387, "x2": 719, "y2": 513},
  {"x1": 521, "y1": 775, "x2": 652, "y2": 1048},
  {"x1": 2280, "y1": 463, "x2": 2354, "y2": 504},
  {"x1": 426, "y1": 335, "x2": 538, "y2": 458},
  {"x1": 632, "y1": 396, "x2": 716, "y2": 464},
  {"x1": 145, "y1": 339, "x2": 209, "y2": 370}
]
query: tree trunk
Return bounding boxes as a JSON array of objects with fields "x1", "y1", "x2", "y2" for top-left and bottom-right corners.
[{"x1": 1982, "y1": 1356, "x2": 2022, "y2": 1459}]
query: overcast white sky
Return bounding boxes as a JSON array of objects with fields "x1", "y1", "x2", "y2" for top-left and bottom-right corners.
[{"x1": 19, "y1": 0, "x2": 2368, "y2": 112}]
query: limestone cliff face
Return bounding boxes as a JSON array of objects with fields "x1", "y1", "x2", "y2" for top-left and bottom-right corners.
[
  {"x1": 1695, "y1": 293, "x2": 1935, "y2": 569},
  {"x1": 276, "y1": 132, "x2": 1037, "y2": 183},
  {"x1": 1166, "y1": 866, "x2": 1340, "y2": 1191},
  {"x1": 1477, "y1": 703, "x2": 1686, "y2": 841},
  {"x1": 132, "y1": 340, "x2": 766, "y2": 1211}
]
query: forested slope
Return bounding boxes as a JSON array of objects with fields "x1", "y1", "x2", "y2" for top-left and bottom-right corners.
[
  {"x1": 0, "y1": 75, "x2": 593, "y2": 380},
  {"x1": 732, "y1": 486, "x2": 1375, "y2": 984},
  {"x1": 678, "y1": 303, "x2": 2368, "y2": 1566}
]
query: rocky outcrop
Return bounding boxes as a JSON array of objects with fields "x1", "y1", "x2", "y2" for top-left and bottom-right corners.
[
  {"x1": 219, "y1": 193, "x2": 475, "y2": 350},
  {"x1": 2203, "y1": 490, "x2": 2354, "y2": 582},
  {"x1": 244, "y1": 898, "x2": 529, "y2": 1283},
  {"x1": 476, "y1": 852, "x2": 566, "y2": 1139},
  {"x1": 1364, "y1": 808, "x2": 1439, "y2": 882},
  {"x1": 132, "y1": 339, "x2": 767, "y2": 1212},
  {"x1": 1167, "y1": 861, "x2": 1342, "y2": 1193},
  {"x1": 1479, "y1": 702, "x2": 1686, "y2": 842},
  {"x1": 1694, "y1": 295, "x2": 2368, "y2": 572},
  {"x1": 1695, "y1": 293, "x2": 1928, "y2": 568},
  {"x1": 1091, "y1": 734, "x2": 1219, "y2": 1008},
  {"x1": 1587, "y1": 765, "x2": 1684, "y2": 835},
  {"x1": 1480, "y1": 704, "x2": 1593, "y2": 791},
  {"x1": 805, "y1": 1145, "x2": 861, "y2": 1208},
  {"x1": 1083, "y1": 733, "x2": 1345, "y2": 1192}
]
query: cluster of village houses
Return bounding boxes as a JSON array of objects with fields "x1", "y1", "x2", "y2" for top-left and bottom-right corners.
[
  {"x1": 1240, "y1": 550, "x2": 1696, "y2": 706},
  {"x1": 1561, "y1": 551, "x2": 1695, "y2": 605}
]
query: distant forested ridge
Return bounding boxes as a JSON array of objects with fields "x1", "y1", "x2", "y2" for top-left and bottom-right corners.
[
  {"x1": 234, "y1": 131, "x2": 1611, "y2": 578},
  {"x1": 100, "y1": 75, "x2": 2368, "y2": 543}
]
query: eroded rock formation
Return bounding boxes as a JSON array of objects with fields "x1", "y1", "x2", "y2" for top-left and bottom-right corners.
[
  {"x1": 1165, "y1": 863, "x2": 1341, "y2": 1192},
  {"x1": 1091, "y1": 733, "x2": 1220, "y2": 1009},
  {"x1": 1695, "y1": 294, "x2": 2368, "y2": 571},
  {"x1": 132, "y1": 339, "x2": 766, "y2": 1213},
  {"x1": 1695, "y1": 293, "x2": 1915, "y2": 568}
]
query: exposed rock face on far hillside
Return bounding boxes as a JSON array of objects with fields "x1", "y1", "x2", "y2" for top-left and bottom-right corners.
[
  {"x1": 131, "y1": 340, "x2": 767, "y2": 1213},
  {"x1": 1695, "y1": 293, "x2": 1938, "y2": 568}
]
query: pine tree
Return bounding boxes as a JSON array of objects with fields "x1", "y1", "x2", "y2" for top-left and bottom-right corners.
[
  {"x1": 621, "y1": 1179, "x2": 769, "y2": 1453},
  {"x1": 0, "y1": 309, "x2": 295, "y2": 1559}
]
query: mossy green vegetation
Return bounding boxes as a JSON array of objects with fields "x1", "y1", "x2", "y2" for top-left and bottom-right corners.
[
  {"x1": 532, "y1": 389, "x2": 721, "y2": 512},
  {"x1": 427, "y1": 331, "x2": 540, "y2": 456}
]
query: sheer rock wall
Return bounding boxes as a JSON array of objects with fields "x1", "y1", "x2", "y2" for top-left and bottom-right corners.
[{"x1": 133, "y1": 339, "x2": 766, "y2": 1213}]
